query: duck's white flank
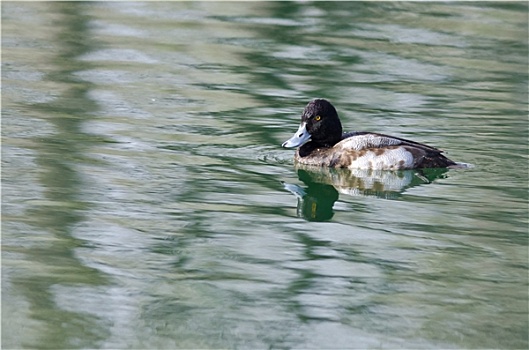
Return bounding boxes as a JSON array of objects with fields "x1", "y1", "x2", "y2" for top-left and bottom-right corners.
[{"x1": 348, "y1": 147, "x2": 415, "y2": 170}]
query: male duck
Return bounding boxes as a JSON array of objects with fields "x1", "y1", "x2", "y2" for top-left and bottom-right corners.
[{"x1": 282, "y1": 99, "x2": 457, "y2": 170}]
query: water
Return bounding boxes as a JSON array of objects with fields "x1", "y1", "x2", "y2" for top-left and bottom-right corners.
[{"x1": 2, "y1": 2, "x2": 527, "y2": 349}]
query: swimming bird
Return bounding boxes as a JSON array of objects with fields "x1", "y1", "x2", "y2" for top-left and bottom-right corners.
[{"x1": 282, "y1": 99, "x2": 457, "y2": 170}]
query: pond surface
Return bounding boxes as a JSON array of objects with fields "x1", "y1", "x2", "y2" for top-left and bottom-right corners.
[{"x1": 2, "y1": 2, "x2": 528, "y2": 349}]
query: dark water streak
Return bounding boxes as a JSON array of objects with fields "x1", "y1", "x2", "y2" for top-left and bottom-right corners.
[{"x1": 3, "y1": 3, "x2": 111, "y2": 348}]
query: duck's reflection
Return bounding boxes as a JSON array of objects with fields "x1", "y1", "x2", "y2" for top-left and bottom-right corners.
[{"x1": 284, "y1": 165, "x2": 449, "y2": 222}]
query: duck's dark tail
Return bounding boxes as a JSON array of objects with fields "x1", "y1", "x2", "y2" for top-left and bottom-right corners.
[
  {"x1": 420, "y1": 152, "x2": 458, "y2": 168},
  {"x1": 404, "y1": 145, "x2": 457, "y2": 169}
]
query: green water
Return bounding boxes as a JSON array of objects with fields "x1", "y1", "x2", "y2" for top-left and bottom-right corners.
[{"x1": 2, "y1": 2, "x2": 528, "y2": 349}]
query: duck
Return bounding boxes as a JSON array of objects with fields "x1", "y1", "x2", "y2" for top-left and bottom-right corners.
[{"x1": 282, "y1": 99, "x2": 457, "y2": 170}]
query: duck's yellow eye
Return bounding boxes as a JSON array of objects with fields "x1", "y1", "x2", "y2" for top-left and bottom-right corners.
[{"x1": 315, "y1": 115, "x2": 321, "y2": 121}]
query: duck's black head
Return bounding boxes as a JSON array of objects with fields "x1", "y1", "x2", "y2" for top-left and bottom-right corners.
[{"x1": 282, "y1": 99, "x2": 343, "y2": 149}]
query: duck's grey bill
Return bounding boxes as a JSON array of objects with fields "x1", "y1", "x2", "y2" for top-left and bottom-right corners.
[{"x1": 282, "y1": 122, "x2": 311, "y2": 148}]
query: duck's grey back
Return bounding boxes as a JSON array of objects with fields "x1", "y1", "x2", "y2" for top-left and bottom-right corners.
[{"x1": 338, "y1": 132, "x2": 444, "y2": 153}]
